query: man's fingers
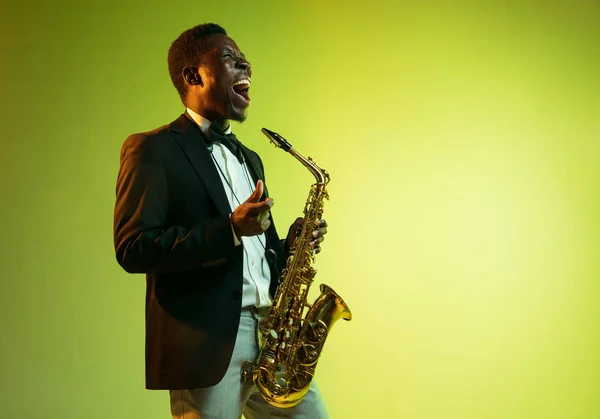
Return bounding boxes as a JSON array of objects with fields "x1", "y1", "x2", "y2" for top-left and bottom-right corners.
[
  {"x1": 260, "y1": 219, "x2": 271, "y2": 232},
  {"x1": 246, "y1": 180, "x2": 263, "y2": 203},
  {"x1": 248, "y1": 198, "x2": 274, "y2": 214},
  {"x1": 309, "y1": 236, "x2": 324, "y2": 247},
  {"x1": 312, "y1": 227, "x2": 327, "y2": 238},
  {"x1": 257, "y1": 210, "x2": 271, "y2": 226}
]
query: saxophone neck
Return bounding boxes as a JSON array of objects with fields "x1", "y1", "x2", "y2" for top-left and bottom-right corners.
[
  {"x1": 262, "y1": 127, "x2": 329, "y2": 185},
  {"x1": 288, "y1": 147, "x2": 329, "y2": 185}
]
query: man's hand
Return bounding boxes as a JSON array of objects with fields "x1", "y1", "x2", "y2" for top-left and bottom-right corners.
[
  {"x1": 286, "y1": 218, "x2": 328, "y2": 255},
  {"x1": 232, "y1": 180, "x2": 274, "y2": 238}
]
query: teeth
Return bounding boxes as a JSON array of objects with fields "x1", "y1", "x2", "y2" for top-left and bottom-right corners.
[{"x1": 233, "y1": 79, "x2": 251, "y2": 87}]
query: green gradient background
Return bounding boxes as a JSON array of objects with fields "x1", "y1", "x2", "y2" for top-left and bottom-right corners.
[{"x1": 1, "y1": 1, "x2": 599, "y2": 418}]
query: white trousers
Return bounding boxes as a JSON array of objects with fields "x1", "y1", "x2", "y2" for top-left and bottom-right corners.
[{"x1": 170, "y1": 310, "x2": 329, "y2": 419}]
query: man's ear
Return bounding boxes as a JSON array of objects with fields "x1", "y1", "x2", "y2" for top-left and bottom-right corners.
[{"x1": 182, "y1": 67, "x2": 202, "y2": 86}]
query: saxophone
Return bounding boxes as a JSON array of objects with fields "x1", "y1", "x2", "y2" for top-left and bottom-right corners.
[{"x1": 242, "y1": 128, "x2": 352, "y2": 408}]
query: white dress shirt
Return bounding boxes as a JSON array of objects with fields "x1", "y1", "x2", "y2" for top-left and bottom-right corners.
[{"x1": 186, "y1": 108, "x2": 273, "y2": 308}]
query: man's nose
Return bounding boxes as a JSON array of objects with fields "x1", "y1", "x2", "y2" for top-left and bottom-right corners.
[{"x1": 237, "y1": 58, "x2": 251, "y2": 74}]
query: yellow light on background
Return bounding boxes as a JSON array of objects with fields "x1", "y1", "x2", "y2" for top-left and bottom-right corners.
[{"x1": 0, "y1": 1, "x2": 598, "y2": 418}]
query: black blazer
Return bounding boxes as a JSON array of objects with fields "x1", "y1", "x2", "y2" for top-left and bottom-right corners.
[{"x1": 113, "y1": 114, "x2": 286, "y2": 389}]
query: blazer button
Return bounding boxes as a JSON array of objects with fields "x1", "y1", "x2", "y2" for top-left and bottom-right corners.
[{"x1": 231, "y1": 290, "x2": 241, "y2": 300}]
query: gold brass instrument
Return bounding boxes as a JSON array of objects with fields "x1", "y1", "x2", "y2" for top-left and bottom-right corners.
[{"x1": 242, "y1": 128, "x2": 352, "y2": 408}]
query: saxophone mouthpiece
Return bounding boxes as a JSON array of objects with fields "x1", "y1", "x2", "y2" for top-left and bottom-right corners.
[{"x1": 262, "y1": 128, "x2": 292, "y2": 152}]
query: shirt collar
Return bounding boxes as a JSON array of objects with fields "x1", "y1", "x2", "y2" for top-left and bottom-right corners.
[{"x1": 186, "y1": 108, "x2": 232, "y2": 136}]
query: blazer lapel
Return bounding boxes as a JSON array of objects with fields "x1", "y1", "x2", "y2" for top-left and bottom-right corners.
[
  {"x1": 169, "y1": 114, "x2": 232, "y2": 215},
  {"x1": 238, "y1": 141, "x2": 282, "y2": 267},
  {"x1": 239, "y1": 143, "x2": 268, "y2": 200}
]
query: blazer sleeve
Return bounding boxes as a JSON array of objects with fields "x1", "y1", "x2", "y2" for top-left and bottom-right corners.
[{"x1": 113, "y1": 133, "x2": 237, "y2": 275}]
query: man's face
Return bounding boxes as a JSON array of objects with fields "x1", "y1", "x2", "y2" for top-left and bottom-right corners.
[{"x1": 192, "y1": 34, "x2": 252, "y2": 123}]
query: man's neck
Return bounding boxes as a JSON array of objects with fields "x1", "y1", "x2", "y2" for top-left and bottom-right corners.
[{"x1": 186, "y1": 108, "x2": 231, "y2": 135}]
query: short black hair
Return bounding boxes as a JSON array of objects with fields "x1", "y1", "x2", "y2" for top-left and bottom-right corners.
[{"x1": 168, "y1": 23, "x2": 227, "y2": 102}]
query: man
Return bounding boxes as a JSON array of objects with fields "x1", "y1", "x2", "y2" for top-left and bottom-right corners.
[{"x1": 113, "y1": 23, "x2": 329, "y2": 418}]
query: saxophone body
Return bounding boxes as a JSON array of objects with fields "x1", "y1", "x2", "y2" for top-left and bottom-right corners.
[{"x1": 242, "y1": 128, "x2": 352, "y2": 408}]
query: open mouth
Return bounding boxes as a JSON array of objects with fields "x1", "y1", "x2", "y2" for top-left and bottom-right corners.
[{"x1": 232, "y1": 78, "x2": 251, "y2": 103}]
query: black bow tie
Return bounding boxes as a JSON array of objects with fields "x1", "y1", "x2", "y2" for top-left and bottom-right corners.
[{"x1": 207, "y1": 120, "x2": 244, "y2": 164}]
